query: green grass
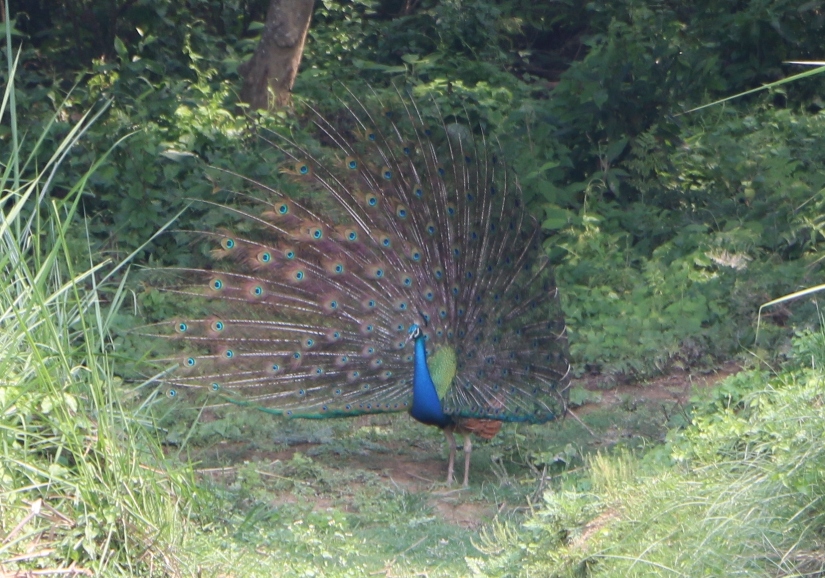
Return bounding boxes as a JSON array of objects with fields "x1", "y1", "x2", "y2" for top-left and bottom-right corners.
[
  {"x1": 471, "y1": 360, "x2": 825, "y2": 577},
  {"x1": 0, "y1": 56, "x2": 194, "y2": 574}
]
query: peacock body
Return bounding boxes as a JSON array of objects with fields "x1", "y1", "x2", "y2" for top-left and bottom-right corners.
[{"x1": 146, "y1": 90, "x2": 570, "y2": 486}]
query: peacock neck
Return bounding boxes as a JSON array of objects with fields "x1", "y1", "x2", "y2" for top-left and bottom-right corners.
[{"x1": 409, "y1": 335, "x2": 452, "y2": 428}]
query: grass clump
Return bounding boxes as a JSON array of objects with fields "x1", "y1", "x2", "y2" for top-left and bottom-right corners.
[
  {"x1": 470, "y1": 335, "x2": 825, "y2": 576},
  {"x1": 0, "y1": 57, "x2": 196, "y2": 575}
]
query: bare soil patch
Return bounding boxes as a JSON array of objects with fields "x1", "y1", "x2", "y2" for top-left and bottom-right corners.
[{"x1": 188, "y1": 362, "x2": 743, "y2": 527}]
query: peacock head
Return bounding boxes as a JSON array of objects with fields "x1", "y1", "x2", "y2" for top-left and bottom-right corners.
[{"x1": 407, "y1": 324, "x2": 422, "y2": 342}]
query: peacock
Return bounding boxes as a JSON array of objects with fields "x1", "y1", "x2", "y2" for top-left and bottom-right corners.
[{"x1": 144, "y1": 89, "x2": 571, "y2": 486}]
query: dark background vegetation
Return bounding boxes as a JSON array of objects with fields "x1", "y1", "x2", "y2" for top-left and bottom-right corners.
[{"x1": 10, "y1": 0, "x2": 825, "y2": 378}]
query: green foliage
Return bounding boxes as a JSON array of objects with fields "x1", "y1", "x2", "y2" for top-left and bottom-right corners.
[
  {"x1": 629, "y1": 108, "x2": 825, "y2": 254},
  {"x1": 550, "y1": 0, "x2": 825, "y2": 166},
  {"x1": 789, "y1": 325, "x2": 825, "y2": 370},
  {"x1": 549, "y1": 103, "x2": 825, "y2": 376},
  {"x1": 556, "y1": 209, "x2": 722, "y2": 374},
  {"x1": 10, "y1": 0, "x2": 825, "y2": 380},
  {"x1": 0, "y1": 85, "x2": 195, "y2": 574},
  {"x1": 472, "y1": 363, "x2": 825, "y2": 577},
  {"x1": 305, "y1": 0, "x2": 382, "y2": 73}
]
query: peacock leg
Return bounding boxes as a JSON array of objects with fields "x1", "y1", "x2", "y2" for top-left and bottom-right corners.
[
  {"x1": 444, "y1": 428, "x2": 457, "y2": 485},
  {"x1": 462, "y1": 433, "x2": 472, "y2": 487}
]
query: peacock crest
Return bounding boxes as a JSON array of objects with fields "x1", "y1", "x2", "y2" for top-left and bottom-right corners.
[{"x1": 142, "y1": 88, "x2": 570, "y2": 485}]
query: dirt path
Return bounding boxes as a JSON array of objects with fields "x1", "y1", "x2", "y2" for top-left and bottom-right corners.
[
  {"x1": 576, "y1": 360, "x2": 742, "y2": 413},
  {"x1": 188, "y1": 362, "x2": 743, "y2": 529}
]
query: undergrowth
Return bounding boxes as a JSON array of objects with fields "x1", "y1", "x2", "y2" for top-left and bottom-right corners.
[
  {"x1": 470, "y1": 329, "x2": 825, "y2": 577},
  {"x1": 0, "y1": 51, "x2": 194, "y2": 574},
  {"x1": 9, "y1": 2, "x2": 825, "y2": 380}
]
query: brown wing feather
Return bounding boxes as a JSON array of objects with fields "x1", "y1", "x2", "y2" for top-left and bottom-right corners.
[{"x1": 456, "y1": 418, "x2": 502, "y2": 440}]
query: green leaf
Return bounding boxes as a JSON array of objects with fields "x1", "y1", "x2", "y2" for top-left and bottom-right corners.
[
  {"x1": 0, "y1": 21, "x2": 25, "y2": 37},
  {"x1": 542, "y1": 205, "x2": 570, "y2": 230},
  {"x1": 605, "y1": 137, "x2": 628, "y2": 163},
  {"x1": 526, "y1": 160, "x2": 561, "y2": 179},
  {"x1": 114, "y1": 36, "x2": 128, "y2": 60},
  {"x1": 48, "y1": 463, "x2": 69, "y2": 479}
]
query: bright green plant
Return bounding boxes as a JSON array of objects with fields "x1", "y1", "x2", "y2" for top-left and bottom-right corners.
[
  {"x1": 470, "y1": 364, "x2": 825, "y2": 577},
  {"x1": 0, "y1": 40, "x2": 196, "y2": 573}
]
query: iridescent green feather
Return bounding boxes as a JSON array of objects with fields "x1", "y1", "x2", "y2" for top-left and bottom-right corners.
[{"x1": 428, "y1": 346, "x2": 457, "y2": 400}]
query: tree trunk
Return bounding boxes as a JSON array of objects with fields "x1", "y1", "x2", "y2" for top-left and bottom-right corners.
[{"x1": 239, "y1": 0, "x2": 314, "y2": 110}]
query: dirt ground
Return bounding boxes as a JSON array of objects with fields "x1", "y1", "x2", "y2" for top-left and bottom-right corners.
[
  {"x1": 576, "y1": 360, "x2": 741, "y2": 412},
  {"x1": 189, "y1": 362, "x2": 742, "y2": 529}
]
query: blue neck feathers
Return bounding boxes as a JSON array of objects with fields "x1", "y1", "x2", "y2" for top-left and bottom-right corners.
[{"x1": 409, "y1": 334, "x2": 451, "y2": 427}]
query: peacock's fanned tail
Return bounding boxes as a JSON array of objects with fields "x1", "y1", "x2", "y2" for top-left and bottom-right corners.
[{"x1": 142, "y1": 89, "x2": 570, "y2": 422}]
